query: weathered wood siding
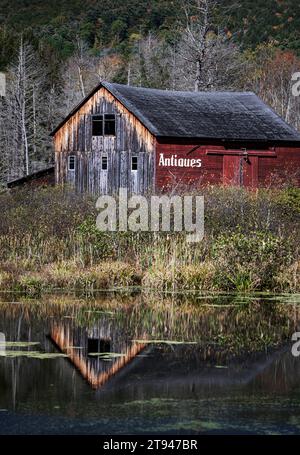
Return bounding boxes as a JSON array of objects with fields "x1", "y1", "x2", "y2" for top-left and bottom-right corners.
[{"x1": 53, "y1": 87, "x2": 155, "y2": 195}]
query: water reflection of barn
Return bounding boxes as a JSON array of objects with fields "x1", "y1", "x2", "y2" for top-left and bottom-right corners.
[{"x1": 50, "y1": 315, "x2": 146, "y2": 389}]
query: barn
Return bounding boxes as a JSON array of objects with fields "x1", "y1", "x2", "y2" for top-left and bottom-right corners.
[{"x1": 51, "y1": 82, "x2": 300, "y2": 194}]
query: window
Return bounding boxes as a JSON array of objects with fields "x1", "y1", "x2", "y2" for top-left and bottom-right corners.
[
  {"x1": 68, "y1": 155, "x2": 76, "y2": 171},
  {"x1": 99, "y1": 338, "x2": 111, "y2": 353},
  {"x1": 87, "y1": 338, "x2": 99, "y2": 354},
  {"x1": 104, "y1": 114, "x2": 116, "y2": 135},
  {"x1": 87, "y1": 338, "x2": 111, "y2": 356},
  {"x1": 131, "y1": 156, "x2": 138, "y2": 171},
  {"x1": 92, "y1": 114, "x2": 116, "y2": 136},
  {"x1": 102, "y1": 155, "x2": 108, "y2": 170},
  {"x1": 92, "y1": 115, "x2": 103, "y2": 136}
]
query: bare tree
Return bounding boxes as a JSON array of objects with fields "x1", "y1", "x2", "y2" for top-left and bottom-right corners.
[
  {"x1": 243, "y1": 45, "x2": 300, "y2": 130},
  {"x1": 0, "y1": 39, "x2": 51, "y2": 182},
  {"x1": 127, "y1": 32, "x2": 171, "y2": 89},
  {"x1": 174, "y1": 0, "x2": 244, "y2": 92},
  {"x1": 61, "y1": 38, "x2": 122, "y2": 114}
]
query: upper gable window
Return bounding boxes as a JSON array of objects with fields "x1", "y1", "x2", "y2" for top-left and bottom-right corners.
[
  {"x1": 104, "y1": 114, "x2": 116, "y2": 136},
  {"x1": 92, "y1": 114, "x2": 116, "y2": 137},
  {"x1": 92, "y1": 115, "x2": 103, "y2": 136}
]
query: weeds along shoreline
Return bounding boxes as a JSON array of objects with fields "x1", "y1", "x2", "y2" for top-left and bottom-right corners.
[{"x1": 0, "y1": 185, "x2": 300, "y2": 295}]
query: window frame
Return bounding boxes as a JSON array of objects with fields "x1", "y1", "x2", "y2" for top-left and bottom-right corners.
[
  {"x1": 104, "y1": 114, "x2": 116, "y2": 136},
  {"x1": 131, "y1": 155, "x2": 138, "y2": 172},
  {"x1": 92, "y1": 114, "x2": 116, "y2": 137},
  {"x1": 68, "y1": 155, "x2": 76, "y2": 171},
  {"x1": 101, "y1": 155, "x2": 108, "y2": 171},
  {"x1": 92, "y1": 115, "x2": 103, "y2": 136}
]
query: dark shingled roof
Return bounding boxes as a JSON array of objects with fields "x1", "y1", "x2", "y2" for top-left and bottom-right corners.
[
  {"x1": 7, "y1": 166, "x2": 55, "y2": 188},
  {"x1": 51, "y1": 82, "x2": 300, "y2": 143}
]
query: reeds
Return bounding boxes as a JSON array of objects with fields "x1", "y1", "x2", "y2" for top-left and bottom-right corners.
[{"x1": 0, "y1": 185, "x2": 299, "y2": 293}]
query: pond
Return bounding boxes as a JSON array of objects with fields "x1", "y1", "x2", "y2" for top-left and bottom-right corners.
[{"x1": 0, "y1": 292, "x2": 300, "y2": 435}]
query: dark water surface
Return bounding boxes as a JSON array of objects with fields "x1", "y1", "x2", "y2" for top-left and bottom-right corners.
[{"x1": 0, "y1": 292, "x2": 300, "y2": 435}]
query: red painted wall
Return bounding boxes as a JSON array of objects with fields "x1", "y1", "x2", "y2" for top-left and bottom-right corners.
[
  {"x1": 259, "y1": 147, "x2": 300, "y2": 187},
  {"x1": 155, "y1": 140, "x2": 300, "y2": 190},
  {"x1": 155, "y1": 142, "x2": 223, "y2": 191}
]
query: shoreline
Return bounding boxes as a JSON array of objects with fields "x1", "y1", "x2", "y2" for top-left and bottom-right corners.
[{"x1": 1, "y1": 260, "x2": 300, "y2": 295}]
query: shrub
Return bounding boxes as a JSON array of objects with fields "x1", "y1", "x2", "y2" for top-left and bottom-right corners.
[
  {"x1": 18, "y1": 274, "x2": 46, "y2": 296},
  {"x1": 45, "y1": 261, "x2": 79, "y2": 288},
  {"x1": 211, "y1": 232, "x2": 292, "y2": 291},
  {"x1": 275, "y1": 261, "x2": 300, "y2": 292},
  {"x1": 143, "y1": 262, "x2": 215, "y2": 291},
  {"x1": 275, "y1": 187, "x2": 300, "y2": 214},
  {"x1": 76, "y1": 217, "x2": 115, "y2": 262},
  {"x1": 73, "y1": 262, "x2": 141, "y2": 290}
]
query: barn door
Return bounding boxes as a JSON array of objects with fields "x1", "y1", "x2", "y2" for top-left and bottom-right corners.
[
  {"x1": 118, "y1": 152, "x2": 140, "y2": 194},
  {"x1": 242, "y1": 156, "x2": 258, "y2": 188},
  {"x1": 223, "y1": 155, "x2": 258, "y2": 188},
  {"x1": 223, "y1": 156, "x2": 241, "y2": 186},
  {"x1": 99, "y1": 153, "x2": 108, "y2": 194},
  {"x1": 130, "y1": 155, "x2": 139, "y2": 194}
]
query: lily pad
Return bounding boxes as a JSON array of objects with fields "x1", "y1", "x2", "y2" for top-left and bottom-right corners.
[
  {"x1": 88, "y1": 352, "x2": 126, "y2": 358},
  {"x1": 132, "y1": 340, "x2": 197, "y2": 345},
  {"x1": 0, "y1": 342, "x2": 40, "y2": 347},
  {"x1": 1, "y1": 350, "x2": 68, "y2": 359}
]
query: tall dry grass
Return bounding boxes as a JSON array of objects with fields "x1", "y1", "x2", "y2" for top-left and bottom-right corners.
[{"x1": 0, "y1": 185, "x2": 299, "y2": 293}]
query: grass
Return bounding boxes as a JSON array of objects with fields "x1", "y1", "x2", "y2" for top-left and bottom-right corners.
[
  {"x1": 0, "y1": 185, "x2": 300, "y2": 294},
  {"x1": 11, "y1": 261, "x2": 142, "y2": 295}
]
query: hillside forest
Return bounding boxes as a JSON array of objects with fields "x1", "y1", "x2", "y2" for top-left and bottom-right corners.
[{"x1": 1, "y1": 0, "x2": 300, "y2": 183}]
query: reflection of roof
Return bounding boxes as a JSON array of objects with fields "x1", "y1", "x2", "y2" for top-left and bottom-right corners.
[
  {"x1": 96, "y1": 346, "x2": 291, "y2": 395},
  {"x1": 51, "y1": 82, "x2": 300, "y2": 143},
  {"x1": 50, "y1": 325, "x2": 147, "y2": 389}
]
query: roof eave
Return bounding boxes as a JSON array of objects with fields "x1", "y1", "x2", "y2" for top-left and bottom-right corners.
[
  {"x1": 155, "y1": 135, "x2": 300, "y2": 145},
  {"x1": 50, "y1": 82, "x2": 103, "y2": 136},
  {"x1": 50, "y1": 81, "x2": 158, "y2": 138}
]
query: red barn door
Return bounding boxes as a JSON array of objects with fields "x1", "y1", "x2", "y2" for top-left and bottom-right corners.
[
  {"x1": 223, "y1": 155, "x2": 258, "y2": 188},
  {"x1": 242, "y1": 156, "x2": 258, "y2": 188},
  {"x1": 223, "y1": 155, "x2": 241, "y2": 186}
]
